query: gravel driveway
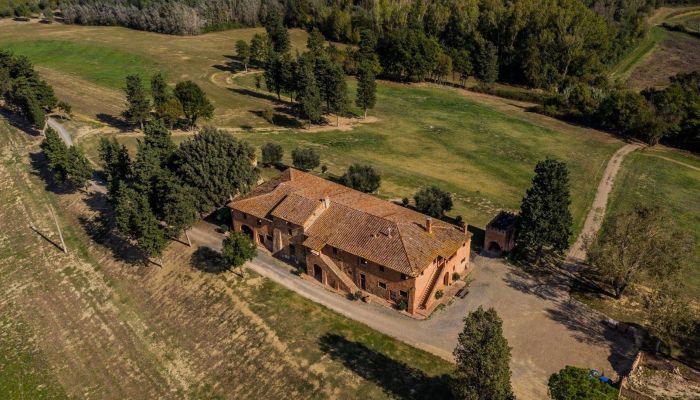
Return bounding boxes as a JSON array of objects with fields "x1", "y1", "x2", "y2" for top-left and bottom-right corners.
[{"x1": 188, "y1": 221, "x2": 636, "y2": 399}]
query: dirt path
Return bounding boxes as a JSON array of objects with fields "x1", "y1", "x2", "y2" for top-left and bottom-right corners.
[
  {"x1": 567, "y1": 143, "x2": 642, "y2": 262},
  {"x1": 47, "y1": 117, "x2": 73, "y2": 147}
]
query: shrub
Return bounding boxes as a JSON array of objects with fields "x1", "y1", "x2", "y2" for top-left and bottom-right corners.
[
  {"x1": 261, "y1": 142, "x2": 283, "y2": 166},
  {"x1": 452, "y1": 272, "x2": 461, "y2": 281},
  {"x1": 397, "y1": 300, "x2": 408, "y2": 311},
  {"x1": 221, "y1": 231, "x2": 257, "y2": 268},
  {"x1": 341, "y1": 163, "x2": 381, "y2": 193},
  {"x1": 352, "y1": 290, "x2": 363, "y2": 301},
  {"x1": 219, "y1": 224, "x2": 229, "y2": 233},
  {"x1": 402, "y1": 197, "x2": 409, "y2": 207},
  {"x1": 291, "y1": 147, "x2": 320, "y2": 171},
  {"x1": 435, "y1": 289, "x2": 444, "y2": 299},
  {"x1": 414, "y1": 186, "x2": 452, "y2": 218},
  {"x1": 548, "y1": 366, "x2": 617, "y2": 400}
]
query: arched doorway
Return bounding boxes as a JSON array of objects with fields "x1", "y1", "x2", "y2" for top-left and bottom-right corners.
[
  {"x1": 241, "y1": 225, "x2": 254, "y2": 241},
  {"x1": 488, "y1": 241, "x2": 502, "y2": 253},
  {"x1": 313, "y1": 264, "x2": 323, "y2": 283}
]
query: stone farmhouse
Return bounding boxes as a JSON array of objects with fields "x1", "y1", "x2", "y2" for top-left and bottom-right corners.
[{"x1": 227, "y1": 168, "x2": 472, "y2": 316}]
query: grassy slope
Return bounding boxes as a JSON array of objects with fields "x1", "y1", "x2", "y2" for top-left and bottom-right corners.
[
  {"x1": 606, "y1": 147, "x2": 700, "y2": 298},
  {"x1": 0, "y1": 22, "x2": 621, "y2": 235},
  {"x1": 609, "y1": 26, "x2": 665, "y2": 81}
]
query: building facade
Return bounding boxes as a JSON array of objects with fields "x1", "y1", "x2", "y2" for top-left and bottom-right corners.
[
  {"x1": 228, "y1": 168, "x2": 472, "y2": 315},
  {"x1": 484, "y1": 210, "x2": 518, "y2": 256}
]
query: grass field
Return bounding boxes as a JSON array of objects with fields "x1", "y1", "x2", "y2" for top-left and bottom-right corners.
[
  {"x1": 0, "y1": 118, "x2": 454, "y2": 398},
  {"x1": 609, "y1": 5, "x2": 700, "y2": 90},
  {"x1": 606, "y1": 147, "x2": 700, "y2": 298},
  {"x1": 0, "y1": 20, "x2": 624, "y2": 236}
]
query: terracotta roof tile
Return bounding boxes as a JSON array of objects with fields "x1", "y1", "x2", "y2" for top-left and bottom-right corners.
[{"x1": 229, "y1": 168, "x2": 470, "y2": 276}]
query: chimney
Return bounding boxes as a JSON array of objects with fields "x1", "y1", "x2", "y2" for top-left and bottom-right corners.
[
  {"x1": 323, "y1": 195, "x2": 330, "y2": 209},
  {"x1": 426, "y1": 217, "x2": 432, "y2": 234}
]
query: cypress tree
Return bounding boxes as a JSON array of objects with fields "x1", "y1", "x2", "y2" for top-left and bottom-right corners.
[
  {"x1": 124, "y1": 75, "x2": 150, "y2": 129},
  {"x1": 514, "y1": 158, "x2": 572, "y2": 265},
  {"x1": 453, "y1": 307, "x2": 514, "y2": 400},
  {"x1": 296, "y1": 54, "x2": 322, "y2": 124},
  {"x1": 356, "y1": 62, "x2": 377, "y2": 119}
]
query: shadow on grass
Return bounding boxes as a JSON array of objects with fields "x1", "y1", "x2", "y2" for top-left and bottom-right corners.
[
  {"x1": 29, "y1": 150, "x2": 78, "y2": 195},
  {"x1": 318, "y1": 333, "x2": 454, "y2": 400},
  {"x1": 96, "y1": 113, "x2": 130, "y2": 131},
  {"x1": 0, "y1": 109, "x2": 42, "y2": 136},
  {"x1": 250, "y1": 108, "x2": 304, "y2": 129},
  {"x1": 191, "y1": 246, "x2": 230, "y2": 273}
]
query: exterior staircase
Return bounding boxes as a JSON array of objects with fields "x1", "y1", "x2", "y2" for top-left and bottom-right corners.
[
  {"x1": 319, "y1": 253, "x2": 360, "y2": 293},
  {"x1": 418, "y1": 263, "x2": 445, "y2": 309}
]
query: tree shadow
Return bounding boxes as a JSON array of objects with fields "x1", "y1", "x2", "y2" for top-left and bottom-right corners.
[
  {"x1": 28, "y1": 150, "x2": 76, "y2": 195},
  {"x1": 190, "y1": 246, "x2": 230, "y2": 273},
  {"x1": 96, "y1": 113, "x2": 129, "y2": 131},
  {"x1": 545, "y1": 299, "x2": 638, "y2": 378},
  {"x1": 30, "y1": 225, "x2": 65, "y2": 252},
  {"x1": 0, "y1": 108, "x2": 42, "y2": 136},
  {"x1": 249, "y1": 109, "x2": 303, "y2": 129},
  {"x1": 501, "y1": 265, "x2": 567, "y2": 301},
  {"x1": 229, "y1": 87, "x2": 282, "y2": 103},
  {"x1": 318, "y1": 333, "x2": 454, "y2": 399},
  {"x1": 78, "y1": 191, "x2": 150, "y2": 265}
]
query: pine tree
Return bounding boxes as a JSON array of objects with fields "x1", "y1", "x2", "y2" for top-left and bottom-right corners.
[
  {"x1": 453, "y1": 307, "x2": 514, "y2": 400},
  {"x1": 41, "y1": 127, "x2": 69, "y2": 181},
  {"x1": 356, "y1": 62, "x2": 376, "y2": 119},
  {"x1": 476, "y1": 40, "x2": 498, "y2": 86},
  {"x1": 326, "y1": 62, "x2": 348, "y2": 126},
  {"x1": 296, "y1": 54, "x2": 322, "y2": 124},
  {"x1": 142, "y1": 119, "x2": 176, "y2": 164},
  {"x1": 306, "y1": 28, "x2": 326, "y2": 55},
  {"x1": 514, "y1": 158, "x2": 572, "y2": 265},
  {"x1": 249, "y1": 33, "x2": 269, "y2": 66},
  {"x1": 264, "y1": 51, "x2": 293, "y2": 101},
  {"x1": 98, "y1": 137, "x2": 131, "y2": 201},
  {"x1": 124, "y1": 75, "x2": 150, "y2": 129},
  {"x1": 65, "y1": 146, "x2": 93, "y2": 190},
  {"x1": 263, "y1": 8, "x2": 290, "y2": 54},
  {"x1": 150, "y1": 71, "x2": 168, "y2": 109}
]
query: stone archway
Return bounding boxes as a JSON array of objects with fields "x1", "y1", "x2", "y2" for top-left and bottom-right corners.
[{"x1": 488, "y1": 241, "x2": 502, "y2": 253}]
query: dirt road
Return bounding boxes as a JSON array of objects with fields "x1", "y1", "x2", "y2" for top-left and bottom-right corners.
[
  {"x1": 568, "y1": 143, "x2": 641, "y2": 262},
  {"x1": 47, "y1": 117, "x2": 73, "y2": 147}
]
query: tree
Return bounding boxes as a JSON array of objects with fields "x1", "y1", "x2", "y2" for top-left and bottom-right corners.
[
  {"x1": 355, "y1": 61, "x2": 376, "y2": 119},
  {"x1": 342, "y1": 164, "x2": 380, "y2": 193},
  {"x1": 65, "y1": 146, "x2": 93, "y2": 190},
  {"x1": 249, "y1": 33, "x2": 269, "y2": 66},
  {"x1": 222, "y1": 231, "x2": 257, "y2": 269},
  {"x1": 263, "y1": 7, "x2": 289, "y2": 53},
  {"x1": 174, "y1": 80, "x2": 214, "y2": 128},
  {"x1": 124, "y1": 75, "x2": 150, "y2": 129},
  {"x1": 261, "y1": 142, "x2": 283, "y2": 166},
  {"x1": 142, "y1": 119, "x2": 176, "y2": 165},
  {"x1": 264, "y1": 51, "x2": 293, "y2": 101},
  {"x1": 291, "y1": 147, "x2": 320, "y2": 171},
  {"x1": 476, "y1": 40, "x2": 498, "y2": 86},
  {"x1": 433, "y1": 51, "x2": 452, "y2": 84},
  {"x1": 113, "y1": 185, "x2": 167, "y2": 263},
  {"x1": 155, "y1": 172, "x2": 198, "y2": 243},
  {"x1": 588, "y1": 205, "x2": 692, "y2": 298},
  {"x1": 453, "y1": 49, "x2": 473, "y2": 86},
  {"x1": 98, "y1": 137, "x2": 131, "y2": 200},
  {"x1": 320, "y1": 59, "x2": 348, "y2": 126},
  {"x1": 150, "y1": 71, "x2": 168, "y2": 109},
  {"x1": 514, "y1": 158, "x2": 572, "y2": 265},
  {"x1": 174, "y1": 127, "x2": 259, "y2": 212},
  {"x1": 41, "y1": 127, "x2": 69, "y2": 182},
  {"x1": 296, "y1": 54, "x2": 322, "y2": 123},
  {"x1": 453, "y1": 307, "x2": 513, "y2": 400},
  {"x1": 156, "y1": 96, "x2": 183, "y2": 128},
  {"x1": 414, "y1": 186, "x2": 452, "y2": 218},
  {"x1": 235, "y1": 40, "x2": 250, "y2": 71},
  {"x1": 644, "y1": 283, "x2": 695, "y2": 354},
  {"x1": 548, "y1": 366, "x2": 617, "y2": 400},
  {"x1": 306, "y1": 28, "x2": 326, "y2": 55}
]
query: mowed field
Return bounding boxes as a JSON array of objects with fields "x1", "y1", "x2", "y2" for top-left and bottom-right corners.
[
  {"x1": 0, "y1": 20, "x2": 625, "y2": 234},
  {"x1": 606, "y1": 147, "x2": 700, "y2": 298},
  {"x1": 0, "y1": 118, "x2": 454, "y2": 398},
  {"x1": 611, "y1": 5, "x2": 700, "y2": 90}
]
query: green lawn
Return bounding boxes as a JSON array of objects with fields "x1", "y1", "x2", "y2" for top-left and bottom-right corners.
[
  {"x1": 1, "y1": 40, "x2": 160, "y2": 89},
  {"x1": 606, "y1": 147, "x2": 700, "y2": 298}
]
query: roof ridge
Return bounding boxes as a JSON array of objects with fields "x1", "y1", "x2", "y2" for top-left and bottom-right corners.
[{"x1": 394, "y1": 224, "x2": 416, "y2": 273}]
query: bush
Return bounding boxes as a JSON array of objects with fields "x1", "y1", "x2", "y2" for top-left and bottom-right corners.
[
  {"x1": 435, "y1": 289, "x2": 444, "y2": 299},
  {"x1": 351, "y1": 290, "x2": 363, "y2": 301},
  {"x1": 452, "y1": 272, "x2": 461, "y2": 281},
  {"x1": 402, "y1": 197, "x2": 409, "y2": 207},
  {"x1": 221, "y1": 231, "x2": 257, "y2": 268},
  {"x1": 291, "y1": 147, "x2": 320, "y2": 171},
  {"x1": 261, "y1": 142, "x2": 283, "y2": 166},
  {"x1": 341, "y1": 163, "x2": 381, "y2": 193},
  {"x1": 219, "y1": 224, "x2": 229, "y2": 233},
  {"x1": 548, "y1": 366, "x2": 617, "y2": 400},
  {"x1": 397, "y1": 300, "x2": 408, "y2": 311},
  {"x1": 414, "y1": 186, "x2": 452, "y2": 218}
]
